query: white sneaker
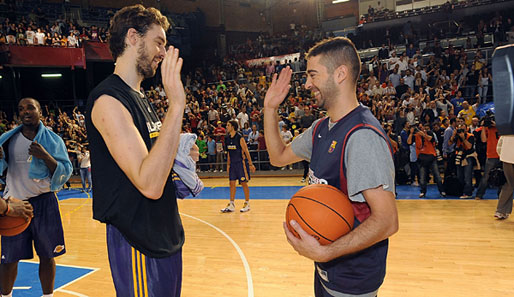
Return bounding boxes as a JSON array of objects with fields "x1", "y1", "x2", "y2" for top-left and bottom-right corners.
[
  {"x1": 214, "y1": 169, "x2": 218, "y2": 172},
  {"x1": 301, "y1": 178, "x2": 306, "y2": 183},
  {"x1": 220, "y1": 169, "x2": 223, "y2": 172},
  {"x1": 240, "y1": 201, "x2": 250, "y2": 212},
  {"x1": 221, "y1": 202, "x2": 235, "y2": 213}
]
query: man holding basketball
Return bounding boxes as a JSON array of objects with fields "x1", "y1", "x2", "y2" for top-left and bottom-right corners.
[
  {"x1": 264, "y1": 37, "x2": 398, "y2": 297},
  {"x1": 0, "y1": 97, "x2": 72, "y2": 297},
  {"x1": 86, "y1": 5, "x2": 185, "y2": 297}
]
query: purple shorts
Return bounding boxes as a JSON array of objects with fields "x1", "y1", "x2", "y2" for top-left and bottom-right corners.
[
  {"x1": 229, "y1": 160, "x2": 250, "y2": 183},
  {"x1": 1, "y1": 192, "x2": 66, "y2": 263},
  {"x1": 106, "y1": 224, "x2": 182, "y2": 297}
]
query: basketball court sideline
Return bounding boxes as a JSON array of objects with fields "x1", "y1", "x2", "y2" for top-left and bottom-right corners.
[{"x1": 4, "y1": 176, "x2": 514, "y2": 297}]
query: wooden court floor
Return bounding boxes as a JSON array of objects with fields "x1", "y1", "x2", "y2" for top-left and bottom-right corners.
[{"x1": 45, "y1": 177, "x2": 514, "y2": 296}]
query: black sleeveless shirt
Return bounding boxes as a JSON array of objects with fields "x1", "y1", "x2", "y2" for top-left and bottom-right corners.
[{"x1": 85, "y1": 74, "x2": 184, "y2": 258}]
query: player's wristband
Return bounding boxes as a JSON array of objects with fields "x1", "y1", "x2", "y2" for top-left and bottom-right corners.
[{"x1": 1, "y1": 198, "x2": 10, "y2": 216}]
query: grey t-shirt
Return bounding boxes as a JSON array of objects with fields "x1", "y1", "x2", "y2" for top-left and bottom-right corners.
[{"x1": 291, "y1": 119, "x2": 395, "y2": 202}]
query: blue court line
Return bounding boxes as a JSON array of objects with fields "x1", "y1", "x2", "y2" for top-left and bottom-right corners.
[
  {"x1": 55, "y1": 185, "x2": 501, "y2": 200},
  {"x1": 13, "y1": 261, "x2": 95, "y2": 297}
]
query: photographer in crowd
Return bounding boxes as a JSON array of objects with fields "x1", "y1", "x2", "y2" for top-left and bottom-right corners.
[
  {"x1": 449, "y1": 123, "x2": 477, "y2": 199},
  {"x1": 475, "y1": 113, "x2": 500, "y2": 200},
  {"x1": 408, "y1": 122, "x2": 446, "y2": 198}
]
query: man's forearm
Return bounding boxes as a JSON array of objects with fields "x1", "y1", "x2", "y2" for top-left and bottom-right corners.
[
  {"x1": 264, "y1": 107, "x2": 287, "y2": 167},
  {"x1": 138, "y1": 105, "x2": 184, "y2": 196},
  {"x1": 42, "y1": 155, "x2": 58, "y2": 175}
]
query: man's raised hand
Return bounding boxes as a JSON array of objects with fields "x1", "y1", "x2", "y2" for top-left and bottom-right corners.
[{"x1": 264, "y1": 67, "x2": 292, "y2": 110}]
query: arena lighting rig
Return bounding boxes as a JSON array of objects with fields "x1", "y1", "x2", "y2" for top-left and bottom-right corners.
[
  {"x1": 41, "y1": 73, "x2": 62, "y2": 78},
  {"x1": 332, "y1": 0, "x2": 350, "y2": 3}
]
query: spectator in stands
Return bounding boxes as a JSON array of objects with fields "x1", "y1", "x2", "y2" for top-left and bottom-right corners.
[
  {"x1": 403, "y1": 69, "x2": 415, "y2": 90},
  {"x1": 408, "y1": 122, "x2": 445, "y2": 198},
  {"x1": 406, "y1": 44, "x2": 416, "y2": 58},
  {"x1": 451, "y1": 91, "x2": 464, "y2": 114},
  {"x1": 214, "y1": 121, "x2": 226, "y2": 172},
  {"x1": 389, "y1": 67, "x2": 401, "y2": 88},
  {"x1": 450, "y1": 123, "x2": 476, "y2": 199},
  {"x1": 395, "y1": 78, "x2": 409, "y2": 98},
  {"x1": 35, "y1": 27, "x2": 45, "y2": 45},
  {"x1": 478, "y1": 68, "x2": 492, "y2": 104},
  {"x1": 25, "y1": 26, "x2": 35, "y2": 45},
  {"x1": 237, "y1": 106, "x2": 249, "y2": 130},
  {"x1": 475, "y1": 118, "x2": 500, "y2": 200},
  {"x1": 206, "y1": 134, "x2": 216, "y2": 172},
  {"x1": 378, "y1": 44, "x2": 389, "y2": 60},
  {"x1": 196, "y1": 134, "x2": 208, "y2": 172},
  {"x1": 457, "y1": 101, "x2": 475, "y2": 126},
  {"x1": 77, "y1": 146, "x2": 92, "y2": 192},
  {"x1": 300, "y1": 106, "x2": 315, "y2": 129},
  {"x1": 248, "y1": 124, "x2": 259, "y2": 149}
]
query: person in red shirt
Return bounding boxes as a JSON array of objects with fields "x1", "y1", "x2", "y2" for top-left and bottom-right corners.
[
  {"x1": 475, "y1": 120, "x2": 500, "y2": 199},
  {"x1": 408, "y1": 122, "x2": 446, "y2": 198}
]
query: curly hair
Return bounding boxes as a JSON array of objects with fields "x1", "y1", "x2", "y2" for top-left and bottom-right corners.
[{"x1": 108, "y1": 4, "x2": 170, "y2": 60}]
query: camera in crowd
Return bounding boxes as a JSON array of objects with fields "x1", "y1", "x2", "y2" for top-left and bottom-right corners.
[
  {"x1": 483, "y1": 111, "x2": 495, "y2": 127},
  {"x1": 457, "y1": 128, "x2": 465, "y2": 134},
  {"x1": 455, "y1": 151, "x2": 463, "y2": 166}
]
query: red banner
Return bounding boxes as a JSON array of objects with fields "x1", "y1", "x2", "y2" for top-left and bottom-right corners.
[
  {"x1": 7, "y1": 45, "x2": 86, "y2": 69},
  {"x1": 84, "y1": 41, "x2": 113, "y2": 62}
]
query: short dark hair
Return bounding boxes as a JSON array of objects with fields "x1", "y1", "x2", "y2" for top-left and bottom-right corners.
[
  {"x1": 18, "y1": 97, "x2": 41, "y2": 111},
  {"x1": 228, "y1": 120, "x2": 239, "y2": 131},
  {"x1": 307, "y1": 37, "x2": 361, "y2": 83},
  {"x1": 108, "y1": 4, "x2": 170, "y2": 60}
]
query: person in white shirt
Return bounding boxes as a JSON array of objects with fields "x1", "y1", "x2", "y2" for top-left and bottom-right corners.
[
  {"x1": 77, "y1": 146, "x2": 92, "y2": 192},
  {"x1": 207, "y1": 105, "x2": 218, "y2": 125},
  {"x1": 403, "y1": 69, "x2": 415, "y2": 90},
  {"x1": 67, "y1": 32, "x2": 78, "y2": 47},
  {"x1": 388, "y1": 52, "x2": 399, "y2": 71},
  {"x1": 35, "y1": 28, "x2": 45, "y2": 45},
  {"x1": 397, "y1": 55, "x2": 408, "y2": 73},
  {"x1": 236, "y1": 106, "x2": 249, "y2": 129},
  {"x1": 25, "y1": 27, "x2": 35, "y2": 45},
  {"x1": 247, "y1": 124, "x2": 259, "y2": 147}
]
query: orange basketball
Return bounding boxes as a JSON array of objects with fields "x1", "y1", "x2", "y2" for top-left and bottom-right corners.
[
  {"x1": 286, "y1": 184, "x2": 354, "y2": 245},
  {"x1": 0, "y1": 216, "x2": 31, "y2": 236}
]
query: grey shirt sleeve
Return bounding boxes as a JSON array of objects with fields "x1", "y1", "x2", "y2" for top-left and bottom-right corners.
[
  {"x1": 344, "y1": 129, "x2": 395, "y2": 202},
  {"x1": 290, "y1": 119, "x2": 324, "y2": 162}
]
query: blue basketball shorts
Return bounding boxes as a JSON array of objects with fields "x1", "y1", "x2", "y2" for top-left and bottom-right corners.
[
  {"x1": 106, "y1": 224, "x2": 182, "y2": 297},
  {"x1": 229, "y1": 160, "x2": 250, "y2": 183},
  {"x1": 1, "y1": 192, "x2": 66, "y2": 263}
]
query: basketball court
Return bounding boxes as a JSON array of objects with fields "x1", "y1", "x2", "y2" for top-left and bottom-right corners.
[{"x1": 6, "y1": 176, "x2": 514, "y2": 297}]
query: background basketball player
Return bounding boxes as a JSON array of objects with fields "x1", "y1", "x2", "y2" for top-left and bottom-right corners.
[{"x1": 220, "y1": 120, "x2": 256, "y2": 213}]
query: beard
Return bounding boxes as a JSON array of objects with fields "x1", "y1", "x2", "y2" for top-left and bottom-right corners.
[
  {"x1": 136, "y1": 43, "x2": 156, "y2": 79},
  {"x1": 316, "y1": 79, "x2": 338, "y2": 110}
]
